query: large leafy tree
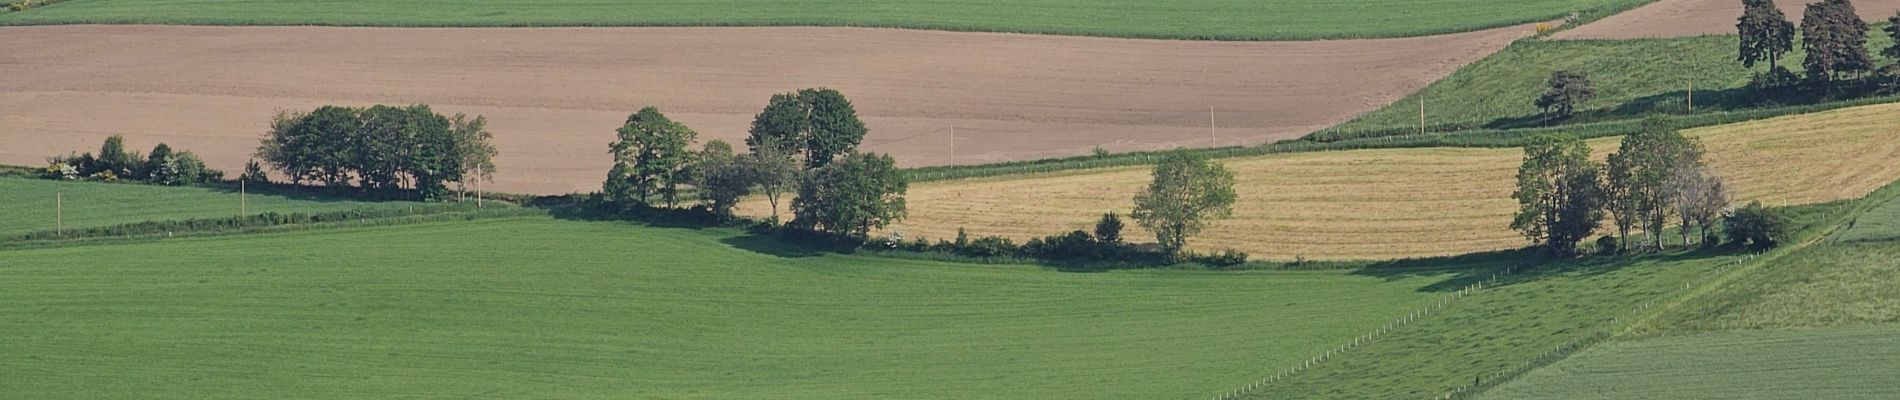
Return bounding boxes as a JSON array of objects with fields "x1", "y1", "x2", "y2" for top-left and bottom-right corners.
[
  {"x1": 1535, "y1": 70, "x2": 1597, "y2": 120},
  {"x1": 1884, "y1": 11, "x2": 1900, "y2": 59},
  {"x1": 449, "y1": 113, "x2": 498, "y2": 200},
  {"x1": 1738, "y1": 0, "x2": 1796, "y2": 70},
  {"x1": 692, "y1": 140, "x2": 751, "y2": 219},
  {"x1": 607, "y1": 107, "x2": 698, "y2": 207},
  {"x1": 744, "y1": 88, "x2": 867, "y2": 169},
  {"x1": 1511, "y1": 135, "x2": 1606, "y2": 257},
  {"x1": 1801, "y1": 0, "x2": 1872, "y2": 81},
  {"x1": 95, "y1": 134, "x2": 139, "y2": 178},
  {"x1": 256, "y1": 105, "x2": 484, "y2": 200},
  {"x1": 791, "y1": 151, "x2": 908, "y2": 237},
  {"x1": 1606, "y1": 120, "x2": 1703, "y2": 252},
  {"x1": 1131, "y1": 151, "x2": 1237, "y2": 253}
]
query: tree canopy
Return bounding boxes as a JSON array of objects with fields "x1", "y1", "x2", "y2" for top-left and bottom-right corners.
[
  {"x1": 1511, "y1": 135, "x2": 1606, "y2": 257},
  {"x1": 258, "y1": 104, "x2": 481, "y2": 200},
  {"x1": 1738, "y1": 0, "x2": 1796, "y2": 70},
  {"x1": 1535, "y1": 70, "x2": 1596, "y2": 120},
  {"x1": 1801, "y1": 0, "x2": 1872, "y2": 81},
  {"x1": 1131, "y1": 151, "x2": 1237, "y2": 253},
  {"x1": 607, "y1": 107, "x2": 698, "y2": 207},
  {"x1": 745, "y1": 88, "x2": 867, "y2": 169},
  {"x1": 791, "y1": 151, "x2": 908, "y2": 237}
]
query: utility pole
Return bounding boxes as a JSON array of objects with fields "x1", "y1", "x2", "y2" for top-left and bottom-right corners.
[
  {"x1": 240, "y1": 180, "x2": 247, "y2": 216},
  {"x1": 1688, "y1": 78, "x2": 1695, "y2": 113},
  {"x1": 1209, "y1": 106, "x2": 1217, "y2": 145},
  {"x1": 1420, "y1": 95, "x2": 1427, "y2": 135},
  {"x1": 476, "y1": 178, "x2": 483, "y2": 209},
  {"x1": 56, "y1": 192, "x2": 62, "y2": 238},
  {"x1": 949, "y1": 127, "x2": 956, "y2": 164}
]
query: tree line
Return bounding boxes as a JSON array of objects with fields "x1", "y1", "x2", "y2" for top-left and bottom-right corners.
[
  {"x1": 1532, "y1": 0, "x2": 1900, "y2": 122},
  {"x1": 1512, "y1": 119, "x2": 1784, "y2": 257},
  {"x1": 256, "y1": 104, "x2": 497, "y2": 201},
  {"x1": 43, "y1": 135, "x2": 221, "y2": 186}
]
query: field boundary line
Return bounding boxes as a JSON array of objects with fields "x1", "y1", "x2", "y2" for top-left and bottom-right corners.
[{"x1": 1210, "y1": 263, "x2": 1529, "y2": 400}]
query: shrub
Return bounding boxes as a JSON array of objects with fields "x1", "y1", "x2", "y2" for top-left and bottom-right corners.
[
  {"x1": 1023, "y1": 230, "x2": 1098, "y2": 260},
  {"x1": 241, "y1": 160, "x2": 271, "y2": 185},
  {"x1": 1724, "y1": 201, "x2": 1788, "y2": 249},
  {"x1": 1187, "y1": 249, "x2": 1250, "y2": 267},
  {"x1": 1094, "y1": 212, "x2": 1125, "y2": 245},
  {"x1": 1595, "y1": 235, "x2": 1620, "y2": 255},
  {"x1": 959, "y1": 236, "x2": 1018, "y2": 258}
]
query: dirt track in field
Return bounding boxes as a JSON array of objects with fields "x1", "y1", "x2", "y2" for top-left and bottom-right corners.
[
  {"x1": 0, "y1": 25, "x2": 1532, "y2": 194},
  {"x1": 1554, "y1": 0, "x2": 1900, "y2": 40}
]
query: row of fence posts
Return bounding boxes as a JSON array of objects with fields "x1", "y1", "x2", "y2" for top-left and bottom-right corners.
[
  {"x1": 1211, "y1": 264, "x2": 1527, "y2": 400},
  {"x1": 1436, "y1": 251, "x2": 1768, "y2": 399}
]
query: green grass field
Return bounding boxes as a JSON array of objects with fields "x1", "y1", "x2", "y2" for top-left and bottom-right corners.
[
  {"x1": 1841, "y1": 194, "x2": 1900, "y2": 243},
  {"x1": 1325, "y1": 33, "x2": 1899, "y2": 137},
  {"x1": 0, "y1": 177, "x2": 440, "y2": 237},
  {"x1": 1480, "y1": 325, "x2": 1900, "y2": 400},
  {"x1": 0, "y1": 0, "x2": 1651, "y2": 40},
  {"x1": 0, "y1": 215, "x2": 1488, "y2": 399}
]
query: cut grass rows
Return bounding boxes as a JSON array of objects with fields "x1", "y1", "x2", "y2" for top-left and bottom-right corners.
[
  {"x1": 0, "y1": 216, "x2": 1469, "y2": 399},
  {"x1": 0, "y1": 0, "x2": 1650, "y2": 40},
  {"x1": 784, "y1": 102, "x2": 1900, "y2": 261}
]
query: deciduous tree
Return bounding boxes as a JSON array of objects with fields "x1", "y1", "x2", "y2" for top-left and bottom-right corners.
[
  {"x1": 1739, "y1": 0, "x2": 1796, "y2": 70},
  {"x1": 1606, "y1": 120, "x2": 1702, "y2": 252},
  {"x1": 1801, "y1": 0, "x2": 1872, "y2": 81},
  {"x1": 1131, "y1": 151, "x2": 1237, "y2": 254},
  {"x1": 791, "y1": 151, "x2": 908, "y2": 237},
  {"x1": 1535, "y1": 70, "x2": 1597, "y2": 120},
  {"x1": 1511, "y1": 135, "x2": 1606, "y2": 257},
  {"x1": 607, "y1": 107, "x2": 698, "y2": 207}
]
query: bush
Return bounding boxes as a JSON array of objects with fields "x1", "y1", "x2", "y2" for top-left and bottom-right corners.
[
  {"x1": 959, "y1": 236, "x2": 1018, "y2": 258},
  {"x1": 1724, "y1": 201, "x2": 1788, "y2": 249},
  {"x1": 1187, "y1": 249, "x2": 1250, "y2": 267},
  {"x1": 1595, "y1": 235, "x2": 1620, "y2": 255},
  {"x1": 1022, "y1": 230, "x2": 1098, "y2": 260}
]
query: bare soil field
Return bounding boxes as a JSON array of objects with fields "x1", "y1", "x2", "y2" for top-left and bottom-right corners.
[
  {"x1": 1553, "y1": 0, "x2": 1900, "y2": 40},
  {"x1": 768, "y1": 103, "x2": 1900, "y2": 261},
  {"x1": 0, "y1": 24, "x2": 1530, "y2": 194}
]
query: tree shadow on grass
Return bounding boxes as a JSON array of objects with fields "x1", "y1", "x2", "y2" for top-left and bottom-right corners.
[
  {"x1": 1348, "y1": 246, "x2": 1741, "y2": 293},
  {"x1": 719, "y1": 234, "x2": 826, "y2": 259}
]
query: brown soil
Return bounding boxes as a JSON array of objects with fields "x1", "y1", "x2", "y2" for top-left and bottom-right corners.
[
  {"x1": 1554, "y1": 0, "x2": 1900, "y2": 40},
  {"x1": 0, "y1": 25, "x2": 1530, "y2": 194}
]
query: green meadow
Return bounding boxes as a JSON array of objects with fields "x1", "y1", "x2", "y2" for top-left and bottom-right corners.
[
  {"x1": 0, "y1": 0, "x2": 1651, "y2": 40},
  {"x1": 0, "y1": 177, "x2": 436, "y2": 237}
]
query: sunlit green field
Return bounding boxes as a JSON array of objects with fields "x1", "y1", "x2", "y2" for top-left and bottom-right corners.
[
  {"x1": 0, "y1": 216, "x2": 1477, "y2": 399},
  {"x1": 1482, "y1": 325, "x2": 1900, "y2": 400},
  {"x1": 0, "y1": 0, "x2": 1651, "y2": 40}
]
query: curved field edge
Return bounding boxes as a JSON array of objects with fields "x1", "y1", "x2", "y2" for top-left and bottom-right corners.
[
  {"x1": 1477, "y1": 326, "x2": 1900, "y2": 400},
  {"x1": 0, "y1": 0, "x2": 1651, "y2": 41},
  {"x1": 0, "y1": 216, "x2": 1480, "y2": 399},
  {"x1": 779, "y1": 102, "x2": 1900, "y2": 261}
]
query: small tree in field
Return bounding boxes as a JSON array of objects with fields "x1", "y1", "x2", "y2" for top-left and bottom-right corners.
[
  {"x1": 1095, "y1": 212, "x2": 1125, "y2": 245},
  {"x1": 607, "y1": 107, "x2": 697, "y2": 207},
  {"x1": 1738, "y1": 0, "x2": 1796, "y2": 71},
  {"x1": 1131, "y1": 151, "x2": 1237, "y2": 254},
  {"x1": 1670, "y1": 163, "x2": 1730, "y2": 247},
  {"x1": 1511, "y1": 135, "x2": 1606, "y2": 257},
  {"x1": 745, "y1": 139, "x2": 801, "y2": 221},
  {"x1": 693, "y1": 140, "x2": 751, "y2": 219},
  {"x1": 1536, "y1": 70, "x2": 1597, "y2": 120}
]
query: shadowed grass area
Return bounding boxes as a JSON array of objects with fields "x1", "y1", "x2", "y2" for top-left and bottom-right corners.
[{"x1": 1480, "y1": 325, "x2": 1900, "y2": 400}]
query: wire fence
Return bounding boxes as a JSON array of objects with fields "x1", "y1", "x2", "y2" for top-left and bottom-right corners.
[
  {"x1": 1209, "y1": 263, "x2": 1530, "y2": 400},
  {"x1": 1436, "y1": 250, "x2": 1772, "y2": 399}
]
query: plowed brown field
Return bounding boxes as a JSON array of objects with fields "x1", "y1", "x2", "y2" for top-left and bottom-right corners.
[
  {"x1": 1553, "y1": 0, "x2": 1900, "y2": 40},
  {"x1": 0, "y1": 24, "x2": 1532, "y2": 194}
]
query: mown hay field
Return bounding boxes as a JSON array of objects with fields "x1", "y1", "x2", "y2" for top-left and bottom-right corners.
[
  {"x1": 0, "y1": 0, "x2": 1649, "y2": 40},
  {"x1": 0, "y1": 216, "x2": 1466, "y2": 399},
  {"x1": 753, "y1": 103, "x2": 1900, "y2": 260}
]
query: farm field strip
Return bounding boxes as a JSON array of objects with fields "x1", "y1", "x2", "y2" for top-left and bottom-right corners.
[
  {"x1": 1478, "y1": 325, "x2": 1900, "y2": 399},
  {"x1": 0, "y1": 24, "x2": 1531, "y2": 194},
  {"x1": 0, "y1": 0, "x2": 1647, "y2": 40},
  {"x1": 812, "y1": 102, "x2": 1900, "y2": 260},
  {"x1": 1554, "y1": 0, "x2": 1900, "y2": 40},
  {"x1": 0, "y1": 217, "x2": 1468, "y2": 399},
  {"x1": 0, "y1": 177, "x2": 437, "y2": 236}
]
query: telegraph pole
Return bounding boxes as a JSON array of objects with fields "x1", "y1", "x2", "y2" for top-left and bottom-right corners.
[
  {"x1": 240, "y1": 180, "x2": 247, "y2": 215},
  {"x1": 1420, "y1": 95, "x2": 1427, "y2": 135},
  {"x1": 56, "y1": 192, "x2": 62, "y2": 238},
  {"x1": 1209, "y1": 106, "x2": 1217, "y2": 145}
]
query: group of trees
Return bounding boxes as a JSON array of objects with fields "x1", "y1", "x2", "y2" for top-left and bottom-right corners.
[
  {"x1": 256, "y1": 104, "x2": 496, "y2": 201},
  {"x1": 1738, "y1": 0, "x2": 1900, "y2": 85},
  {"x1": 1513, "y1": 121, "x2": 1762, "y2": 257},
  {"x1": 45, "y1": 135, "x2": 220, "y2": 185},
  {"x1": 602, "y1": 88, "x2": 907, "y2": 239}
]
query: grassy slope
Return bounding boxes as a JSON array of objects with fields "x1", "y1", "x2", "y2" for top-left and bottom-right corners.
[
  {"x1": 1327, "y1": 32, "x2": 1898, "y2": 136},
  {"x1": 1481, "y1": 325, "x2": 1900, "y2": 400},
  {"x1": 0, "y1": 216, "x2": 1483, "y2": 399},
  {"x1": 0, "y1": 177, "x2": 435, "y2": 236},
  {"x1": 0, "y1": 0, "x2": 1649, "y2": 40},
  {"x1": 1235, "y1": 252, "x2": 1739, "y2": 399},
  {"x1": 825, "y1": 102, "x2": 1900, "y2": 261}
]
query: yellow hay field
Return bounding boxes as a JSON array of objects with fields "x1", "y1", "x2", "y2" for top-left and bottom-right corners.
[{"x1": 738, "y1": 103, "x2": 1900, "y2": 260}]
